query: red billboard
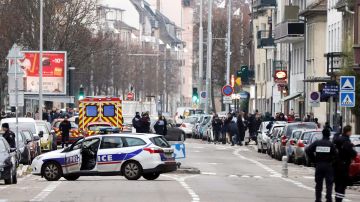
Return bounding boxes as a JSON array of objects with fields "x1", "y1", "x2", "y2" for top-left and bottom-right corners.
[{"x1": 17, "y1": 51, "x2": 67, "y2": 94}]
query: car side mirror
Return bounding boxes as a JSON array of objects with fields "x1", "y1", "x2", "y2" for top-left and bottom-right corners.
[
  {"x1": 9, "y1": 148, "x2": 16, "y2": 153},
  {"x1": 38, "y1": 131, "x2": 44, "y2": 138},
  {"x1": 33, "y1": 136, "x2": 40, "y2": 141}
]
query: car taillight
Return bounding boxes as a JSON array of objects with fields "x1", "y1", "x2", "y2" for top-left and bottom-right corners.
[
  {"x1": 354, "y1": 155, "x2": 360, "y2": 163},
  {"x1": 181, "y1": 124, "x2": 186, "y2": 127},
  {"x1": 143, "y1": 147, "x2": 164, "y2": 154},
  {"x1": 289, "y1": 139, "x2": 295, "y2": 145},
  {"x1": 281, "y1": 136, "x2": 287, "y2": 146},
  {"x1": 297, "y1": 140, "x2": 305, "y2": 147}
]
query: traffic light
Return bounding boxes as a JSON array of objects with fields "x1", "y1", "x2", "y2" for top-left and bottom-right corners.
[
  {"x1": 237, "y1": 65, "x2": 249, "y2": 84},
  {"x1": 192, "y1": 88, "x2": 199, "y2": 103},
  {"x1": 78, "y1": 85, "x2": 85, "y2": 100}
]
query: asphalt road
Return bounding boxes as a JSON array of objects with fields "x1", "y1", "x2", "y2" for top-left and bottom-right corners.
[{"x1": 0, "y1": 139, "x2": 359, "y2": 202}]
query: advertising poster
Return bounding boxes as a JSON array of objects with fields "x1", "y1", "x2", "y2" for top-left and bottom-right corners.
[{"x1": 17, "y1": 51, "x2": 67, "y2": 94}]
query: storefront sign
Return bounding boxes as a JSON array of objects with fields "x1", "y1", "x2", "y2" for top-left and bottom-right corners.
[{"x1": 274, "y1": 70, "x2": 287, "y2": 84}]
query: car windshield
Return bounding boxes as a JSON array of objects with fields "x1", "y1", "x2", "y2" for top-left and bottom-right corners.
[
  {"x1": 184, "y1": 117, "x2": 198, "y2": 124},
  {"x1": 301, "y1": 132, "x2": 313, "y2": 140},
  {"x1": 88, "y1": 125, "x2": 111, "y2": 131},
  {"x1": 354, "y1": 145, "x2": 360, "y2": 153},
  {"x1": 36, "y1": 125, "x2": 49, "y2": 134},
  {"x1": 22, "y1": 131, "x2": 32, "y2": 140},
  {"x1": 7, "y1": 122, "x2": 36, "y2": 134},
  {"x1": 311, "y1": 132, "x2": 323, "y2": 142},
  {"x1": 150, "y1": 136, "x2": 171, "y2": 148}
]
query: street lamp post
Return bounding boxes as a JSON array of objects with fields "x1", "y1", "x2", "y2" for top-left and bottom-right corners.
[
  {"x1": 205, "y1": 0, "x2": 213, "y2": 114},
  {"x1": 39, "y1": 0, "x2": 44, "y2": 120},
  {"x1": 199, "y1": 0, "x2": 204, "y2": 108},
  {"x1": 225, "y1": 0, "x2": 232, "y2": 113}
]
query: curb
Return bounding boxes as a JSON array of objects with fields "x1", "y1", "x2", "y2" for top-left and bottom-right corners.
[{"x1": 174, "y1": 167, "x2": 201, "y2": 174}]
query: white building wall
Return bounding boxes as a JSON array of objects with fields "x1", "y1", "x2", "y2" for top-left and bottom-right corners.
[{"x1": 326, "y1": 0, "x2": 342, "y2": 53}]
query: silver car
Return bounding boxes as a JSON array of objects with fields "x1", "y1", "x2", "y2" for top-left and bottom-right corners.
[{"x1": 293, "y1": 130, "x2": 319, "y2": 165}]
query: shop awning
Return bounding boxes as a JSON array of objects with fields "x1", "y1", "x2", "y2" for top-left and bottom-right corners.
[{"x1": 280, "y1": 93, "x2": 302, "y2": 102}]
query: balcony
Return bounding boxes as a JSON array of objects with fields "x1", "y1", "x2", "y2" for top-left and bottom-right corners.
[
  {"x1": 325, "y1": 52, "x2": 344, "y2": 76},
  {"x1": 257, "y1": 30, "x2": 275, "y2": 49},
  {"x1": 274, "y1": 21, "x2": 305, "y2": 43},
  {"x1": 253, "y1": 0, "x2": 277, "y2": 11}
]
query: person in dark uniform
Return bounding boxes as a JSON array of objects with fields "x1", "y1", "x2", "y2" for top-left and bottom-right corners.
[
  {"x1": 333, "y1": 125, "x2": 357, "y2": 202},
  {"x1": 1, "y1": 123, "x2": 16, "y2": 148},
  {"x1": 212, "y1": 114, "x2": 222, "y2": 144},
  {"x1": 132, "y1": 112, "x2": 141, "y2": 133},
  {"x1": 59, "y1": 116, "x2": 72, "y2": 148},
  {"x1": 306, "y1": 128, "x2": 337, "y2": 202}
]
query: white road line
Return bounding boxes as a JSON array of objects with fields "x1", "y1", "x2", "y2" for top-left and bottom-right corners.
[
  {"x1": 241, "y1": 175, "x2": 250, "y2": 178},
  {"x1": 228, "y1": 175, "x2": 238, "y2": 178},
  {"x1": 0, "y1": 199, "x2": 8, "y2": 202},
  {"x1": 253, "y1": 176, "x2": 263, "y2": 179},
  {"x1": 303, "y1": 176, "x2": 315, "y2": 179},
  {"x1": 232, "y1": 149, "x2": 351, "y2": 202},
  {"x1": 30, "y1": 181, "x2": 62, "y2": 202},
  {"x1": 201, "y1": 172, "x2": 216, "y2": 176},
  {"x1": 163, "y1": 175, "x2": 200, "y2": 202}
]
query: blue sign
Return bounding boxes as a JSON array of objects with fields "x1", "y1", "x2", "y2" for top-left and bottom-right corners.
[
  {"x1": 340, "y1": 76, "x2": 355, "y2": 91},
  {"x1": 323, "y1": 84, "x2": 339, "y2": 96},
  {"x1": 222, "y1": 85, "x2": 234, "y2": 96},
  {"x1": 340, "y1": 92, "x2": 355, "y2": 107},
  {"x1": 171, "y1": 143, "x2": 186, "y2": 159},
  {"x1": 200, "y1": 91, "x2": 206, "y2": 99}
]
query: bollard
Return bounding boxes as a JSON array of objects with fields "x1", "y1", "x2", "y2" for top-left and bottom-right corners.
[{"x1": 282, "y1": 156, "x2": 288, "y2": 178}]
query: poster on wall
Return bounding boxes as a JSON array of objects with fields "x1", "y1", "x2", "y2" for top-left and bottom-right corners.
[{"x1": 15, "y1": 51, "x2": 67, "y2": 95}]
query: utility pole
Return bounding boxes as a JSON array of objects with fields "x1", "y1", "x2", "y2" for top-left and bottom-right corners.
[
  {"x1": 205, "y1": 0, "x2": 213, "y2": 114},
  {"x1": 198, "y1": 0, "x2": 204, "y2": 108},
  {"x1": 225, "y1": 0, "x2": 232, "y2": 112},
  {"x1": 39, "y1": 0, "x2": 44, "y2": 120}
]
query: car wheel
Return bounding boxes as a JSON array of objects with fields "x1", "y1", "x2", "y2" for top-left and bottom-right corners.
[
  {"x1": 143, "y1": 173, "x2": 160, "y2": 180},
  {"x1": 63, "y1": 175, "x2": 80, "y2": 181},
  {"x1": 179, "y1": 133, "x2": 185, "y2": 142},
  {"x1": 122, "y1": 161, "x2": 142, "y2": 180},
  {"x1": 42, "y1": 162, "x2": 62, "y2": 181},
  {"x1": 4, "y1": 168, "x2": 14, "y2": 184}
]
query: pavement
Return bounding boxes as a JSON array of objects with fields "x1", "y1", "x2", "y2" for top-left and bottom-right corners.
[{"x1": 0, "y1": 138, "x2": 359, "y2": 202}]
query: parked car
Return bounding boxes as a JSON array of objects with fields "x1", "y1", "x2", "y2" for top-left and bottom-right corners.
[
  {"x1": 1, "y1": 118, "x2": 41, "y2": 154},
  {"x1": 199, "y1": 115, "x2": 213, "y2": 140},
  {"x1": 279, "y1": 122, "x2": 318, "y2": 160},
  {"x1": 266, "y1": 124, "x2": 286, "y2": 156},
  {"x1": 21, "y1": 130, "x2": 40, "y2": 160},
  {"x1": 349, "y1": 135, "x2": 360, "y2": 185},
  {"x1": 257, "y1": 121, "x2": 287, "y2": 153},
  {"x1": 285, "y1": 129, "x2": 306, "y2": 163},
  {"x1": 273, "y1": 127, "x2": 286, "y2": 160},
  {"x1": 36, "y1": 120, "x2": 56, "y2": 150},
  {"x1": 293, "y1": 130, "x2": 318, "y2": 165},
  {"x1": 179, "y1": 116, "x2": 199, "y2": 138},
  {"x1": 0, "y1": 136, "x2": 17, "y2": 184},
  {"x1": 163, "y1": 121, "x2": 186, "y2": 142},
  {"x1": 52, "y1": 118, "x2": 81, "y2": 145},
  {"x1": 303, "y1": 131, "x2": 324, "y2": 166},
  {"x1": 35, "y1": 120, "x2": 55, "y2": 151}
]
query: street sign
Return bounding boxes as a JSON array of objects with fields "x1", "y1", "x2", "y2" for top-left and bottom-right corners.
[
  {"x1": 322, "y1": 84, "x2": 339, "y2": 96},
  {"x1": 340, "y1": 92, "x2": 355, "y2": 107},
  {"x1": 9, "y1": 92, "x2": 24, "y2": 107},
  {"x1": 340, "y1": 76, "x2": 355, "y2": 91},
  {"x1": 126, "y1": 92, "x2": 135, "y2": 101},
  {"x1": 223, "y1": 96, "x2": 232, "y2": 104},
  {"x1": 170, "y1": 142, "x2": 186, "y2": 159},
  {"x1": 200, "y1": 91, "x2": 207, "y2": 103},
  {"x1": 309, "y1": 91, "x2": 320, "y2": 107},
  {"x1": 222, "y1": 85, "x2": 234, "y2": 96},
  {"x1": 274, "y1": 70, "x2": 287, "y2": 84}
]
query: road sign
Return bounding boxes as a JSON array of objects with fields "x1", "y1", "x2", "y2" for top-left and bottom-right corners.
[
  {"x1": 222, "y1": 85, "x2": 234, "y2": 96},
  {"x1": 340, "y1": 76, "x2": 355, "y2": 91},
  {"x1": 200, "y1": 91, "x2": 207, "y2": 103},
  {"x1": 170, "y1": 142, "x2": 186, "y2": 159},
  {"x1": 340, "y1": 92, "x2": 355, "y2": 107},
  {"x1": 309, "y1": 91, "x2": 320, "y2": 107},
  {"x1": 223, "y1": 96, "x2": 232, "y2": 104},
  {"x1": 127, "y1": 92, "x2": 135, "y2": 101}
]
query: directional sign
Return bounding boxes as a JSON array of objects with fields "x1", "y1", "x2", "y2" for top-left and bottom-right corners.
[
  {"x1": 340, "y1": 92, "x2": 355, "y2": 107},
  {"x1": 340, "y1": 76, "x2": 355, "y2": 91},
  {"x1": 171, "y1": 143, "x2": 186, "y2": 159},
  {"x1": 222, "y1": 85, "x2": 234, "y2": 96}
]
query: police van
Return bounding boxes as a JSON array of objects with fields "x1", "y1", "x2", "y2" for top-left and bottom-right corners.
[{"x1": 31, "y1": 134, "x2": 176, "y2": 181}]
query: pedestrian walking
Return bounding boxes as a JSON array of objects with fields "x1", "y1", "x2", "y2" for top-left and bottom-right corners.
[
  {"x1": 314, "y1": 118, "x2": 321, "y2": 128},
  {"x1": 306, "y1": 129, "x2": 337, "y2": 202},
  {"x1": 132, "y1": 112, "x2": 141, "y2": 133},
  {"x1": 154, "y1": 115, "x2": 167, "y2": 136},
  {"x1": 247, "y1": 114, "x2": 257, "y2": 145},
  {"x1": 236, "y1": 113, "x2": 246, "y2": 146},
  {"x1": 59, "y1": 116, "x2": 71, "y2": 148},
  {"x1": 212, "y1": 114, "x2": 222, "y2": 144},
  {"x1": 1, "y1": 123, "x2": 15, "y2": 148},
  {"x1": 229, "y1": 114, "x2": 238, "y2": 146},
  {"x1": 333, "y1": 125, "x2": 357, "y2": 202}
]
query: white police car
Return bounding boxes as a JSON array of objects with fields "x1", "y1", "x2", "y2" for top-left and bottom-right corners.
[{"x1": 31, "y1": 134, "x2": 176, "y2": 181}]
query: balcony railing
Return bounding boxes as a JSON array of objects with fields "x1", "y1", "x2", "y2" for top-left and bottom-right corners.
[
  {"x1": 325, "y1": 52, "x2": 344, "y2": 76},
  {"x1": 257, "y1": 30, "x2": 275, "y2": 49},
  {"x1": 253, "y1": 0, "x2": 277, "y2": 10},
  {"x1": 274, "y1": 21, "x2": 305, "y2": 43}
]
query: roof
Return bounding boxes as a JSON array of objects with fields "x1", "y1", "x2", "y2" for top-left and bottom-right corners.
[
  {"x1": 114, "y1": 21, "x2": 137, "y2": 31},
  {"x1": 131, "y1": 0, "x2": 157, "y2": 28}
]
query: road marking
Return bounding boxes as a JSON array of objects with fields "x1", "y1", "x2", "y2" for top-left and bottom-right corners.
[
  {"x1": 233, "y1": 149, "x2": 352, "y2": 201},
  {"x1": 201, "y1": 172, "x2": 216, "y2": 176},
  {"x1": 0, "y1": 199, "x2": 8, "y2": 202},
  {"x1": 228, "y1": 175, "x2": 238, "y2": 178},
  {"x1": 30, "y1": 181, "x2": 62, "y2": 202},
  {"x1": 163, "y1": 175, "x2": 200, "y2": 202},
  {"x1": 303, "y1": 176, "x2": 315, "y2": 179},
  {"x1": 241, "y1": 175, "x2": 250, "y2": 178}
]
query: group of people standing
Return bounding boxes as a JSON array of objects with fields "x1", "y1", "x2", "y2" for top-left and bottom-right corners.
[
  {"x1": 132, "y1": 112, "x2": 151, "y2": 134},
  {"x1": 211, "y1": 110, "x2": 262, "y2": 146},
  {"x1": 305, "y1": 126, "x2": 357, "y2": 202}
]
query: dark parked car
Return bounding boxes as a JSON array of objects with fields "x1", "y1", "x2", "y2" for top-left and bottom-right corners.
[
  {"x1": 0, "y1": 136, "x2": 17, "y2": 184},
  {"x1": 21, "y1": 130, "x2": 41, "y2": 161},
  {"x1": 349, "y1": 135, "x2": 360, "y2": 185},
  {"x1": 164, "y1": 122, "x2": 186, "y2": 142}
]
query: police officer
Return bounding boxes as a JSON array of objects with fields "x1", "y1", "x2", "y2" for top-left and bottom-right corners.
[
  {"x1": 2, "y1": 123, "x2": 16, "y2": 148},
  {"x1": 333, "y1": 125, "x2": 357, "y2": 202},
  {"x1": 306, "y1": 128, "x2": 337, "y2": 202}
]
